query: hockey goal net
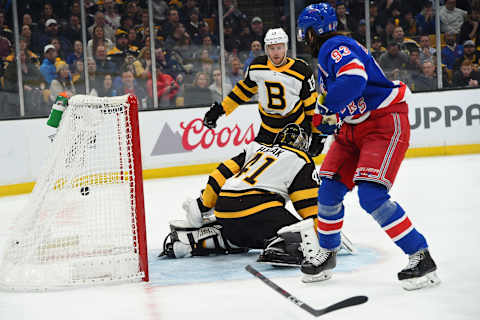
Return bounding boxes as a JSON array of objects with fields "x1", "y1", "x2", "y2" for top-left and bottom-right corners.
[{"x1": 0, "y1": 94, "x2": 148, "y2": 290}]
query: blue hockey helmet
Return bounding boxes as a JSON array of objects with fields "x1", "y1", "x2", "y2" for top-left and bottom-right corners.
[{"x1": 297, "y1": 3, "x2": 338, "y2": 42}]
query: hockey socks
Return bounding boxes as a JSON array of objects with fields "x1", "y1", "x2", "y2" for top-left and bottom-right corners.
[
  {"x1": 357, "y1": 182, "x2": 427, "y2": 255},
  {"x1": 316, "y1": 179, "x2": 349, "y2": 250}
]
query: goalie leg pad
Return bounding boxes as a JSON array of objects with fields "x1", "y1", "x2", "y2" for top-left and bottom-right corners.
[
  {"x1": 160, "y1": 220, "x2": 247, "y2": 258},
  {"x1": 257, "y1": 232, "x2": 303, "y2": 267}
]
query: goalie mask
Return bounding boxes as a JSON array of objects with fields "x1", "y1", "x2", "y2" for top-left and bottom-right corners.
[
  {"x1": 264, "y1": 28, "x2": 289, "y2": 67},
  {"x1": 273, "y1": 123, "x2": 310, "y2": 152}
]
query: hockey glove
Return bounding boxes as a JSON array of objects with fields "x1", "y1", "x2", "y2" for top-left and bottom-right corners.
[
  {"x1": 203, "y1": 101, "x2": 225, "y2": 129},
  {"x1": 308, "y1": 133, "x2": 327, "y2": 157},
  {"x1": 313, "y1": 113, "x2": 342, "y2": 135}
]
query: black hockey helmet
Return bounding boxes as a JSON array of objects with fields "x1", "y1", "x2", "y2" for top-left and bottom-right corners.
[{"x1": 273, "y1": 123, "x2": 310, "y2": 152}]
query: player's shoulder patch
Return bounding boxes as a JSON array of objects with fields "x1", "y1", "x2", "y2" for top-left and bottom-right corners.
[
  {"x1": 279, "y1": 145, "x2": 312, "y2": 164},
  {"x1": 248, "y1": 56, "x2": 269, "y2": 70},
  {"x1": 289, "y1": 58, "x2": 314, "y2": 78}
]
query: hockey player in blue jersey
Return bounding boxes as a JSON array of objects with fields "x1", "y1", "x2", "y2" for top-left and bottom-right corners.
[{"x1": 285, "y1": 3, "x2": 440, "y2": 290}]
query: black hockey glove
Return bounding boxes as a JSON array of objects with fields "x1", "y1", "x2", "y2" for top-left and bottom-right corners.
[
  {"x1": 203, "y1": 101, "x2": 225, "y2": 129},
  {"x1": 308, "y1": 133, "x2": 327, "y2": 157}
]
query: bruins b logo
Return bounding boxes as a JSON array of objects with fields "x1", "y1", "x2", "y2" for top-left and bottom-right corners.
[{"x1": 265, "y1": 81, "x2": 286, "y2": 110}]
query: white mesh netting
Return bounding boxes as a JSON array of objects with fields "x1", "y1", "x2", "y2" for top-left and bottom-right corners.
[{"x1": 0, "y1": 95, "x2": 147, "y2": 291}]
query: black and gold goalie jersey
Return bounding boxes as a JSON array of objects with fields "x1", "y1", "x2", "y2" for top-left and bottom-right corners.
[
  {"x1": 213, "y1": 141, "x2": 319, "y2": 220},
  {"x1": 220, "y1": 56, "x2": 318, "y2": 144}
]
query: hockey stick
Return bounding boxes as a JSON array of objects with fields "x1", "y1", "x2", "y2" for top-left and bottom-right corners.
[{"x1": 245, "y1": 265, "x2": 367, "y2": 317}]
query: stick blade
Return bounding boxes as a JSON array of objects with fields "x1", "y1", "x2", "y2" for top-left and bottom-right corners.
[{"x1": 313, "y1": 295, "x2": 368, "y2": 317}]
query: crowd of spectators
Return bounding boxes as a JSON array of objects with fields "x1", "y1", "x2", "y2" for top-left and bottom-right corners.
[{"x1": 0, "y1": 0, "x2": 479, "y2": 118}]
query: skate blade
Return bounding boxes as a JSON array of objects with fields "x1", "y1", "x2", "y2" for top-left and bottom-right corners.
[
  {"x1": 257, "y1": 261, "x2": 300, "y2": 268},
  {"x1": 301, "y1": 270, "x2": 332, "y2": 283},
  {"x1": 400, "y1": 271, "x2": 441, "y2": 291}
]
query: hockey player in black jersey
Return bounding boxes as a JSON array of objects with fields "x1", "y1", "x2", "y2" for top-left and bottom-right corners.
[
  {"x1": 203, "y1": 27, "x2": 326, "y2": 158},
  {"x1": 160, "y1": 124, "x2": 354, "y2": 265}
]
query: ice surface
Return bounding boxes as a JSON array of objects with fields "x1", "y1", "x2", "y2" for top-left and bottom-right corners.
[{"x1": 0, "y1": 155, "x2": 479, "y2": 320}]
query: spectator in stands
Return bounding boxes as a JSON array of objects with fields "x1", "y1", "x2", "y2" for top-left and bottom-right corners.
[
  {"x1": 172, "y1": 32, "x2": 195, "y2": 70},
  {"x1": 401, "y1": 11, "x2": 418, "y2": 37},
  {"x1": 89, "y1": 12, "x2": 115, "y2": 43},
  {"x1": 250, "y1": 16, "x2": 265, "y2": 47},
  {"x1": 13, "y1": 37, "x2": 40, "y2": 66},
  {"x1": 39, "y1": 3, "x2": 57, "y2": 29},
  {"x1": 413, "y1": 60, "x2": 438, "y2": 91},
  {"x1": 371, "y1": 35, "x2": 386, "y2": 60},
  {"x1": 378, "y1": 42, "x2": 408, "y2": 80},
  {"x1": 223, "y1": 21, "x2": 242, "y2": 54},
  {"x1": 442, "y1": 32, "x2": 464, "y2": 70},
  {"x1": 336, "y1": 1, "x2": 355, "y2": 34},
  {"x1": 439, "y1": 0, "x2": 468, "y2": 34},
  {"x1": 404, "y1": 47, "x2": 422, "y2": 76},
  {"x1": 107, "y1": 30, "x2": 138, "y2": 73},
  {"x1": 151, "y1": 0, "x2": 169, "y2": 25},
  {"x1": 87, "y1": 26, "x2": 114, "y2": 58},
  {"x1": 63, "y1": 15, "x2": 82, "y2": 44},
  {"x1": 20, "y1": 25, "x2": 34, "y2": 55},
  {"x1": 180, "y1": 0, "x2": 199, "y2": 24},
  {"x1": 94, "y1": 45, "x2": 116, "y2": 78},
  {"x1": 156, "y1": 47, "x2": 185, "y2": 80},
  {"x1": 50, "y1": 38, "x2": 68, "y2": 63},
  {"x1": 40, "y1": 44, "x2": 58, "y2": 85},
  {"x1": 454, "y1": 40, "x2": 480, "y2": 71},
  {"x1": 97, "y1": 74, "x2": 117, "y2": 97},
  {"x1": 185, "y1": 71, "x2": 212, "y2": 106},
  {"x1": 119, "y1": 16, "x2": 135, "y2": 35},
  {"x1": 39, "y1": 19, "x2": 72, "y2": 58},
  {"x1": 146, "y1": 65, "x2": 179, "y2": 107},
  {"x1": 226, "y1": 56, "x2": 243, "y2": 88},
  {"x1": 125, "y1": 1, "x2": 141, "y2": 25},
  {"x1": 458, "y1": 7, "x2": 480, "y2": 46},
  {"x1": 103, "y1": 0, "x2": 121, "y2": 31},
  {"x1": 223, "y1": 0, "x2": 247, "y2": 34},
  {"x1": 418, "y1": 35, "x2": 436, "y2": 64},
  {"x1": 416, "y1": 2, "x2": 436, "y2": 35},
  {"x1": 4, "y1": 49, "x2": 45, "y2": 116},
  {"x1": 22, "y1": 13, "x2": 38, "y2": 33},
  {"x1": 119, "y1": 69, "x2": 147, "y2": 101},
  {"x1": 196, "y1": 35, "x2": 219, "y2": 63},
  {"x1": 49, "y1": 61, "x2": 75, "y2": 102},
  {"x1": 165, "y1": 23, "x2": 187, "y2": 50},
  {"x1": 209, "y1": 68, "x2": 232, "y2": 102},
  {"x1": 66, "y1": 40, "x2": 83, "y2": 71},
  {"x1": 243, "y1": 40, "x2": 262, "y2": 72},
  {"x1": 133, "y1": 47, "x2": 152, "y2": 85},
  {"x1": 185, "y1": 7, "x2": 201, "y2": 40},
  {"x1": 162, "y1": 8, "x2": 181, "y2": 40},
  {"x1": 352, "y1": 19, "x2": 367, "y2": 46},
  {"x1": 71, "y1": 59, "x2": 85, "y2": 93},
  {"x1": 380, "y1": 18, "x2": 396, "y2": 46},
  {"x1": 452, "y1": 59, "x2": 480, "y2": 88},
  {"x1": 391, "y1": 26, "x2": 419, "y2": 55}
]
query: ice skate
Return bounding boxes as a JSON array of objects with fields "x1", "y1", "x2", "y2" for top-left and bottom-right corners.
[
  {"x1": 182, "y1": 197, "x2": 216, "y2": 228},
  {"x1": 301, "y1": 249, "x2": 337, "y2": 283},
  {"x1": 398, "y1": 249, "x2": 441, "y2": 290},
  {"x1": 257, "y1": 233, "x2": 303, "y2": 267}
]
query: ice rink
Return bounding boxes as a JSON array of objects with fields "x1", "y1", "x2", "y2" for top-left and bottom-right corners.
[{"x1": 1, "y1": 154, "x2": 479, "y2": 320}]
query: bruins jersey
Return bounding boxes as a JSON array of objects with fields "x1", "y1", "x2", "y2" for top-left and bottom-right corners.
[
  {"x1": 221, "y1": 56, "x2": 318, "y2": 144},
  {"x1": 208, "y1": 141, "x2": 319, "y2": 220}
]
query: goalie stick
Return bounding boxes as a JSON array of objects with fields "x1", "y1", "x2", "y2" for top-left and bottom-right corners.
[{"x1": 245, "y1": 265, "x2": 368, "y2": 317}]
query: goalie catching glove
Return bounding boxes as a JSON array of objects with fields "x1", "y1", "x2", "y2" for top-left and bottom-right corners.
[
  {"x1": 313, "y1": 93, "x2": 342, "y2": 135},
  {"x1": 203, "y1": 101, "x2": 225, "y2": 129}
]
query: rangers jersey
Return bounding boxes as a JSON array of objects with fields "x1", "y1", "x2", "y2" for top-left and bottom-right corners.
[
  {"x1": 209, "y1": 141, "x2": 319, "y2": 220},
  {"x1": 221, "y1": 56, "x2": 318, "y2": 143},
  {"x1": 317, "y1": 35, "x2": 411, "y2": 123}
]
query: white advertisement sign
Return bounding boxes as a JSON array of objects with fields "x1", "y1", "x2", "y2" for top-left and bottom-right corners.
[{"x1": 0, "y1": 89, "x2": 479, "y2": 187}]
